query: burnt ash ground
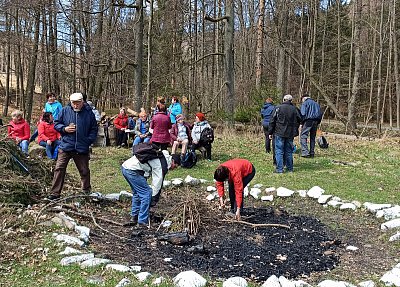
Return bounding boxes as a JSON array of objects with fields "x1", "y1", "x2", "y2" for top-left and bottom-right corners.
[{"x1": 77, "y1": 186, "x2": 398, "y2": 284}]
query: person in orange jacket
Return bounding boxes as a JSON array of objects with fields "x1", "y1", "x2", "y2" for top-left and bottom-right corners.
[
  {"x1": 214, "y1": 158, "x2": 256, "y2": 220},
  {"x1": 8, "y1": 110, "x2": 31, "y2": 156},
  {"x1": 37, "y1": 112, "x2": 61, "y2": 159}
]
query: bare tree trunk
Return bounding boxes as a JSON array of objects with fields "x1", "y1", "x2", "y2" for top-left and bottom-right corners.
[
  {"x1": 3, "y1": 12, "x2": 11, "y2": 116},
  {"x1": 49, "y1": 0, "x2": 60, "y2": 95},
  {"x1": 255, "y1": 0, "x2": 265, "y2": 89},
  {"x1": 133, "y1": 0, "x2": 144, "y2": 111},
  {"x1": 376, "y1": 1, "x2": 384, "y2": 132},
  {"x1": 145, "y1": 0, "x2": 154, "y2": 111},
  {"x1": 393, "y1": 0, "x2": 400, "y2": 128},
  {"x1": 336, "y1": 0, "x2": 341, "y2": 113},
  {"x1": 225, "y1": 0, "x2": 235, "y2": 124},
  {"x1": 276, "y1": 0, "x2": 287, "y2": 94}
]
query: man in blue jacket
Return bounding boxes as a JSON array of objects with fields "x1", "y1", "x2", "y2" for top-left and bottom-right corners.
[
  {"x1": 260, "y1": 98, "x2": 275, "y2": 155},
  {"x1": 300, "y1": 94, "x2": 322, "y2": 158},
  {"x1": 46, "y1": 93, "x2": 98, "y2": 200}
]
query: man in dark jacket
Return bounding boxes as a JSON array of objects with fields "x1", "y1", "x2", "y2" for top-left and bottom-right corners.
[
  {"x1": 300, "y1": 94, "x2": 322, "y2": 158},
  {"x1": 260, "y1": 98, "x2": 275, "y2": 160},
  {"x1": 46, "y1": 93, "x2": 98, "y2": 200},
  {"x1": 268, "y1": 94, "x2": 301, "y2": 173}
]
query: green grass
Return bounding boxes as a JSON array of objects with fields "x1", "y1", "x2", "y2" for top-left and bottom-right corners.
[{"x1": 2, "y1": 129, "x2": 399, "y2": 286}]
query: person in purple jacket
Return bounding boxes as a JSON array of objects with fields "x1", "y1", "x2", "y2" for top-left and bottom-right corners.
[{"x1": 150, "y1": 103, "x2": 171, "y2": 150}]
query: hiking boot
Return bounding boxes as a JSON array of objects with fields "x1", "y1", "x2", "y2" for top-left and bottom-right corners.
[
  {"x1": 82, "y1": 189, "x2": 91, "y2": 195},
  {"x1": 123, "y1": 215, "x2": 138, "y2": 227},
  {"x1": 44, "y1": 194, "x2": 60, "y2": 201},
  {"x1": 131, "y1": 223, "x2": 148, "y2": 237}
]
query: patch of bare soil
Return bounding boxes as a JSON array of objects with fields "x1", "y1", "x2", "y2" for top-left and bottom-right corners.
[{"x1": 59, "y1": 186, "x2": 397, "y2": 285}]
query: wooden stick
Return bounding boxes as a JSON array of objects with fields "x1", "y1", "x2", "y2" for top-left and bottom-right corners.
[
  {"x1": 222, "y1": 219, "x2": 290, "y2": 229},
  {"x1": 89, "y1": 211, "x2": 134, "y2": 242},
  {"x1": 48, "y1": 207, "x2": 124, "y2": 226}
]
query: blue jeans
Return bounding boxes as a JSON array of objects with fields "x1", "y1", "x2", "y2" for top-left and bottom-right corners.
[
  {"x1": 39, "y1": 140, "x2": 61, "y2": 159},
  {"x1": 133, "y1": 136, "x2": 150, "y2": 146},
  {"x1": 18, "y1": 140, "x2": 29, "y2": 155},
  {"x1": 274, "y1": 135, "x2": 294, "y2": 173},
  {"x1": 121, "y1": 167, "x2": 152, "y2": 224}
]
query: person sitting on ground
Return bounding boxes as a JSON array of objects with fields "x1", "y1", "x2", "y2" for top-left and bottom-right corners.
[
  {"x1": 133, "y1": 111, "x2": 151, "y2": 146},
  {"x1": 191, "y1": 112, "x2": 212, "y2": 160},
  {"x1": 46, "y1": 92, "x2": 98, "y2": 201},
  {"x1": 87, "y1": 101, "x2": 101, "y2": 123},
  {"x1": 150, "y1": 103, "x2": 171, "y2": 150},
  {"x1": 114, "y1": 107, "x2": 129, "y2": 148},
  {"x1": 170, "y1": 114, "x2": 192, "y2": 159},
  {"x1": 37, "y1": 112, "x2": 61, "y2": 160},
  {"x1": 8, "y1": 110, "x2": 30, "y2": 156},
  {"x1": 121, "y1": 150, "x2": 180, "y2": 229},
  {"x1": 168, "y1": 96, "x2": 182, "y2": 124},
  {"x1": 214, "y1": 159, "x2": 256, "y2": 221}
]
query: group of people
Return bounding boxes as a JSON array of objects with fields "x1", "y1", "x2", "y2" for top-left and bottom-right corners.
[
  {"x1": 112, "y1": 96, "x2": 213, "y2": 162},
  {"x1": 260, "y1": 94, "x2": 322, "y2": 173}
]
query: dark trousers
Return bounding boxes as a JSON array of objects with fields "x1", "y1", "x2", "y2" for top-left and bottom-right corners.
[
  {"x1": 50, "y1": 149, "x2": 91, "y2": 196},
  {"x1": 300, "y1": 119, "x2": 319, "y2": 156},
  {"x1": 152, "y1": 142, "x2": 169, "y2": 150},
  {"x1": 228, "y1": 164, "x2": 256, "y2": 212},
  {"x1": 191, "y1": 142, "x2": 212, "y2": 160},
  {"x1": 263, "y1": 125, "x2": 276, "y2": 164},
  {"x1": 116, "y1": 129, "x2": 127, "y2": 146}
]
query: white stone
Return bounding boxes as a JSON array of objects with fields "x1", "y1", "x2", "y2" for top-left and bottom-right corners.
[
  {"x1": 75, "y1": 225, "x2": 90, "y2": 242},
  {"x1": 332, "y1": 196, "x2": 342, "y2": 201},
  {"x1": 185, "y1": 175, "x2": 200, "y2": 185},
  {"x1": 276, "y1": 187, "x2": 295, "y2": 197},
  {"x1": 389, "y1": 232, "x2": 400, "y2": 242},
  {"x1": 307, "y1": 186, "x2": 325, "y2": 198},
  {"x1": 293, "y1": 280, "x2": 312, "y2": 287},
  {"x1": 261, "y1": 195, "x2": 274, "y2": 202},
  {"x1": 129, "y1": 265, "x2": 142, "y2": 272},
  {"x1": 60, "y1": 253, "x2": 94, "y2": 266},
  {"x1": 262, "y1": 275, "x2": 280, "y2": 287},
  {"x1": 59, "y1": 247, "x2": 82, "y2": 255},
  {"x1": 297, "y1": 190, "x2": 307, "y2": 197},
  {"x1": 318, "y1": 195, "x2": 332, "y2": 204},
  {"x1": 381, "y1": 218, "x2": 400, "y2": 230},
  {"x1": 106, "y1": 264, "x2": 132, "y2": 272},
  {"x1": 376, "y1": 205, "x2": 400, "y2": 220},
  {"x1": 164, "y1": 258, "x2": 172, "y2": 262},
  {"x1": 253, "y1": 184, "x2": 263, "y2": 188},
  {"x1": 317, "y1": 280, "x2": 356, "y2": 287},
  {"x1": 207, "y1": 186, "x2": 216, "y2": 192},
  {"x1": 279, "y1": 276, "x2": 295, "y2": 287},
  {"x1": 358, "y1": 280, "x2": 375, "y2": 287},
  {"x1": 363, "y1": 202, "x2": 392, "y2": 213},
  {"x1": 135, "y1": 272, "x2": 152, "y2": 282},
  {"x1": 80, "y1": 258, "x2": 111, "y2": 268},
  {"x1": 346, "y1": 245, "x2": 359, "y2": 251},
  {"x1": 327, "y1": 200, "x2": 343, "y2": 208},
  {"x1": 380, "y1": 268, "x2": 400, "y2": 286},
  {"x1": 89, "y1": 192, "x2": 104, "y2": 200},
  {"x1": 206, "y1": 193, "x2": 216, "y2": 201},
  {"x1": 222, "y1": 276, "x2": 248, "y2": 287},
  {"x1": 153, "y1": 276, "x2": 165, "y2": 285},
  {"x1": 172, "y1": 179, "x2": 183, "y2": 186},
  {"x1": 351, "y1": 201, "x2": 362, "y2": 208},
  {"x1": 162, "y1": 220, "x2": 172, "y2": 227},
  {"x1": 54, "y1": 234, "x2": 85, "y2": 247},
  {"x1": 199, "y1": 179, "x2": 208, "y2": 184},
  {"x1": 115, "y1": 278, "x2": 131, "y2": 287},
  {"x1": 163, "y1": 180, "x2": 172, "y2": 187},
  {"x1": 244, "y1": 187, "x2": 249, "y2": 197},
  {"x1": 173, "y1": 270, "x2": 207, "y2": 287},
  {"x1": 250, "y1": 188, "x2": 262, "y2": 199},
  {"x1": 340, "y1": 203, "x2": 357, "y2": 210},
  {"x1": 265, "y1": 187, "x2": 276, "y2": 193},
  {"x1": 105, "y1": 193, "x2": 120, "y2": 201}
]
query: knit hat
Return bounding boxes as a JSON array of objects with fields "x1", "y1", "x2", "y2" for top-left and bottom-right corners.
[
  {"x1": 176, "y1": 115, "x2": 184, "y2": 122},
  {"x1": 196, "y1": 112, "x2": 205, "y2": 122}
]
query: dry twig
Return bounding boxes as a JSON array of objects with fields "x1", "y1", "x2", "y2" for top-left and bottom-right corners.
[{"x1": 222, "y1": 219, "x2": 290, "y2": 229}]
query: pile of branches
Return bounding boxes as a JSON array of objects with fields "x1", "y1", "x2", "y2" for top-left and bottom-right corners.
[{"x1": 0, "y1": 135, "x2": 53, "y2": 205}]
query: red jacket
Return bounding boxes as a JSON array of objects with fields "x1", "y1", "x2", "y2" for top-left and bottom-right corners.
[
  {"x1": 37, "y1": 121, "x2": 60, "y2": 142},
  {"x1": 169, "y1": 121, "x2": 192, "y2": 145},
  {"x1": 114, "y1": 114, "x2": 129, "y2": 130},
  {"x1": 8, "y1": 119, "x2": 30, "y2": 141},
  {"x1": 150, "y1": 112, "x2": 172, "y2": 144},
  {"x1": 216, "y1": 159, "x2": 253, "y2": 209}
]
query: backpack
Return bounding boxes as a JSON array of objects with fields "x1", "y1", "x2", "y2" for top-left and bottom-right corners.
[
  {"x1": 181, "y1": 151, "x2": 197, "y2": 169},
  {"x1": 132, "y1": 142, "x2": 164, "y2": 163},
  {"x1": 200, "y1": 127, "x2": 214, "y2": 144},
  {"x1": 317, "y1": 136, "x2": 329, "y2": 149}
]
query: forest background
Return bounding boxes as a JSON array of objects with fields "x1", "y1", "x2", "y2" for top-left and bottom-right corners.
[{"x1": 0, "y1": 0, "x2": 399, "y2": 137}]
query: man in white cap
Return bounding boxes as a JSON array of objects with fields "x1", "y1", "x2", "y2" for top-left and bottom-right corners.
[
  {"x1": 268, "y1": 94, "x2": 301, "y2": 173},
  {"x1": 46, "y1": 92, "x2": 98, "y2": 201}
]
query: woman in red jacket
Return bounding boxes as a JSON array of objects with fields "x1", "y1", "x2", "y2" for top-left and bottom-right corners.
[
  {"x1": 37, "y1": 112, "x2": 61, "y2": 159},
  {"x1": 114, "y1": 107, "x2": 129, "y2": 148},
  {"x1": 150, "y1": 103, "x2": 171, "y2": 150},
  {"x1": 8, "y1": 110, "x2": 30, "y2": 156},
  {"x1": 214, "y1": 159, "x2": 256, "y2": 220}
]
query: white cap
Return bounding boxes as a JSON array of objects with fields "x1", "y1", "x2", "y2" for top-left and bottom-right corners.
[
  {"x1": 70, "y1": 93, "x2": 83, "y2": 101},
  {"x1": 283, "y1": 94, "x2": 293, "y2": 101}
]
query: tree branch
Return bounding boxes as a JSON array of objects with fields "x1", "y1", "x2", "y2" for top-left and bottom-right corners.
[{"x1": 205, "y1": 15, "x2": 230, "y2": 22}]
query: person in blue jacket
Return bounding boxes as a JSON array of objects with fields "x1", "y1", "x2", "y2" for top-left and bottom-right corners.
[
  {"x1": 300, "y1": 94, "x2": 322, "y2": 158},
  {"x1": 168, "y1": 96, "x2": 182, "y2": 124},
  {"x1": 260, "y1": 98, "x2": 275, "y2": 157},
  {"x1": 46, "y1": 92, "x2": 98, "y2": 201}
]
